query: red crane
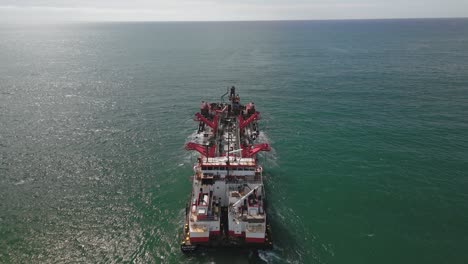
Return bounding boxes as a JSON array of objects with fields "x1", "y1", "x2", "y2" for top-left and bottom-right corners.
[
  {"x1": 238, "y1": 112, "x2": 260, "y2": 130},
  {"x1": 194, "y1": 113, "x2": 218, "y2": 132},
  {"x1": 185, "y1": 142, "x2": 216, "y2": 157},
  {"x1": 242, "y1": 143, "x2": 271, "y2": 158}
]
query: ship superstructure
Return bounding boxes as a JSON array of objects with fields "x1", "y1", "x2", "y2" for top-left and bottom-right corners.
[{"x1": 181, "y1": 87, "x2": 272, "y2": 252}]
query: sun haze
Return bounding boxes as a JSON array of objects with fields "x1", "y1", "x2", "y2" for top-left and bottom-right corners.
[{"x1": 1, "y1": 0, "x2": 468, "y2": 23}]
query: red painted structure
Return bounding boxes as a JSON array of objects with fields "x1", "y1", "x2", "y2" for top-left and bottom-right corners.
[
  {"x1": 245, "y1": 237, "x2": 265, "y2": 243},
  {"x1": 242, "y1": 143, "x2": 271, "y2": 158},
  {"x1": 238, "y1": 112, "x2": 260, "y2": 130},
  {"x1": 209, "y1": 230, "x2": 221, "y2": 236},
  {"x1": 185, "y1": 143, "x2": 216, "y2": 157},
  {"x1": 190, "y1": 237, "x2": 209, "y2": 243},
  {"x1": 194, "y1": 113, "x2": 218, "y2": 131}
]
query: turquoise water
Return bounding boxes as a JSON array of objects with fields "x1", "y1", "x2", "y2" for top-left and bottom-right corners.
[{"x1": 1, "y1": 19, "x2": 468, "y2": 263}]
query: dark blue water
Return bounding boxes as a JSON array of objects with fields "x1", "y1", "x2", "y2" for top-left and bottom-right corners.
[{"x1": 1, "y1": 19, "x2": 468, "y2": 263}]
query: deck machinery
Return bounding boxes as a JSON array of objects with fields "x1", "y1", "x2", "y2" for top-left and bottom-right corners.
[{"x1": 181, "y1": 87, "x2": 273, "y2": 252}]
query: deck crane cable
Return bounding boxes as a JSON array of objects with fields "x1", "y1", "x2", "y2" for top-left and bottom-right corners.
[{"x1": 220, "y1": 87, "x2": 229, "y2": 103}]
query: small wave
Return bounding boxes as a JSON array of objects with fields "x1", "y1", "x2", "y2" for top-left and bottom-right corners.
[
  {"x1": 257, "y1": 130, "x2": 272, "y2": 144},
  {"x1": 328, "y1": 47, "x2": 349, "y2": 53},
  {"x1": 182, "y1": 130, "x2": 203, "y2": 166},
  {"x1": 14, "y1": 180, "x2": 25, "y2": 185},
  {"x1": 258, "y1": 250, "x2": 283, "y2": 263},
  {"x1": 185, "y1": 130, "x2": 204, "y2": 144},
  {"x1": 256, "y1": 132, "x2": 279, "y2": 168}
]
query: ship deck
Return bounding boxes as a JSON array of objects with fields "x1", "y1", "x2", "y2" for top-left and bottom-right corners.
[{"x1": 181, "y1": 206, "x2": 273, "y2": 252}]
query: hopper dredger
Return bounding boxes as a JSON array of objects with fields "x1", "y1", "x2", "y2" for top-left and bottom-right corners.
[{"x1": 181, "y1": 87, "x2": 273, "y2": 252}]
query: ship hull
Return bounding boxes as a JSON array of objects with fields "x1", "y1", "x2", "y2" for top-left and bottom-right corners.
[{"x1": 181, "y1": 87, "x2": 272, "y2": 253}]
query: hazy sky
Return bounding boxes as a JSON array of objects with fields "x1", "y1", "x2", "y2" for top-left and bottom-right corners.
[{"x1": 1, "y1": 0, "x2": 468, "y2": 23}]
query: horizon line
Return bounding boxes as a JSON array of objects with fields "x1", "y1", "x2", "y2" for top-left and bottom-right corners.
[
  {"x1": 5, "y1": 16, "x2": 468, "y2": 25},
  {"x1": 108, "y1": 16, "x2": 468, "y2": 22}
]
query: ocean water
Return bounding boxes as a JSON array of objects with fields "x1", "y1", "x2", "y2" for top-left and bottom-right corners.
[{"x1": 1, "y1": 19, "x2": 468, "y2": 263}]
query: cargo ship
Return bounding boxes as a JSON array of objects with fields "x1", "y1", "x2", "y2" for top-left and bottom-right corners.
[{"x1": 181, "y1": 87, "x2": 273, "y2": 252}]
